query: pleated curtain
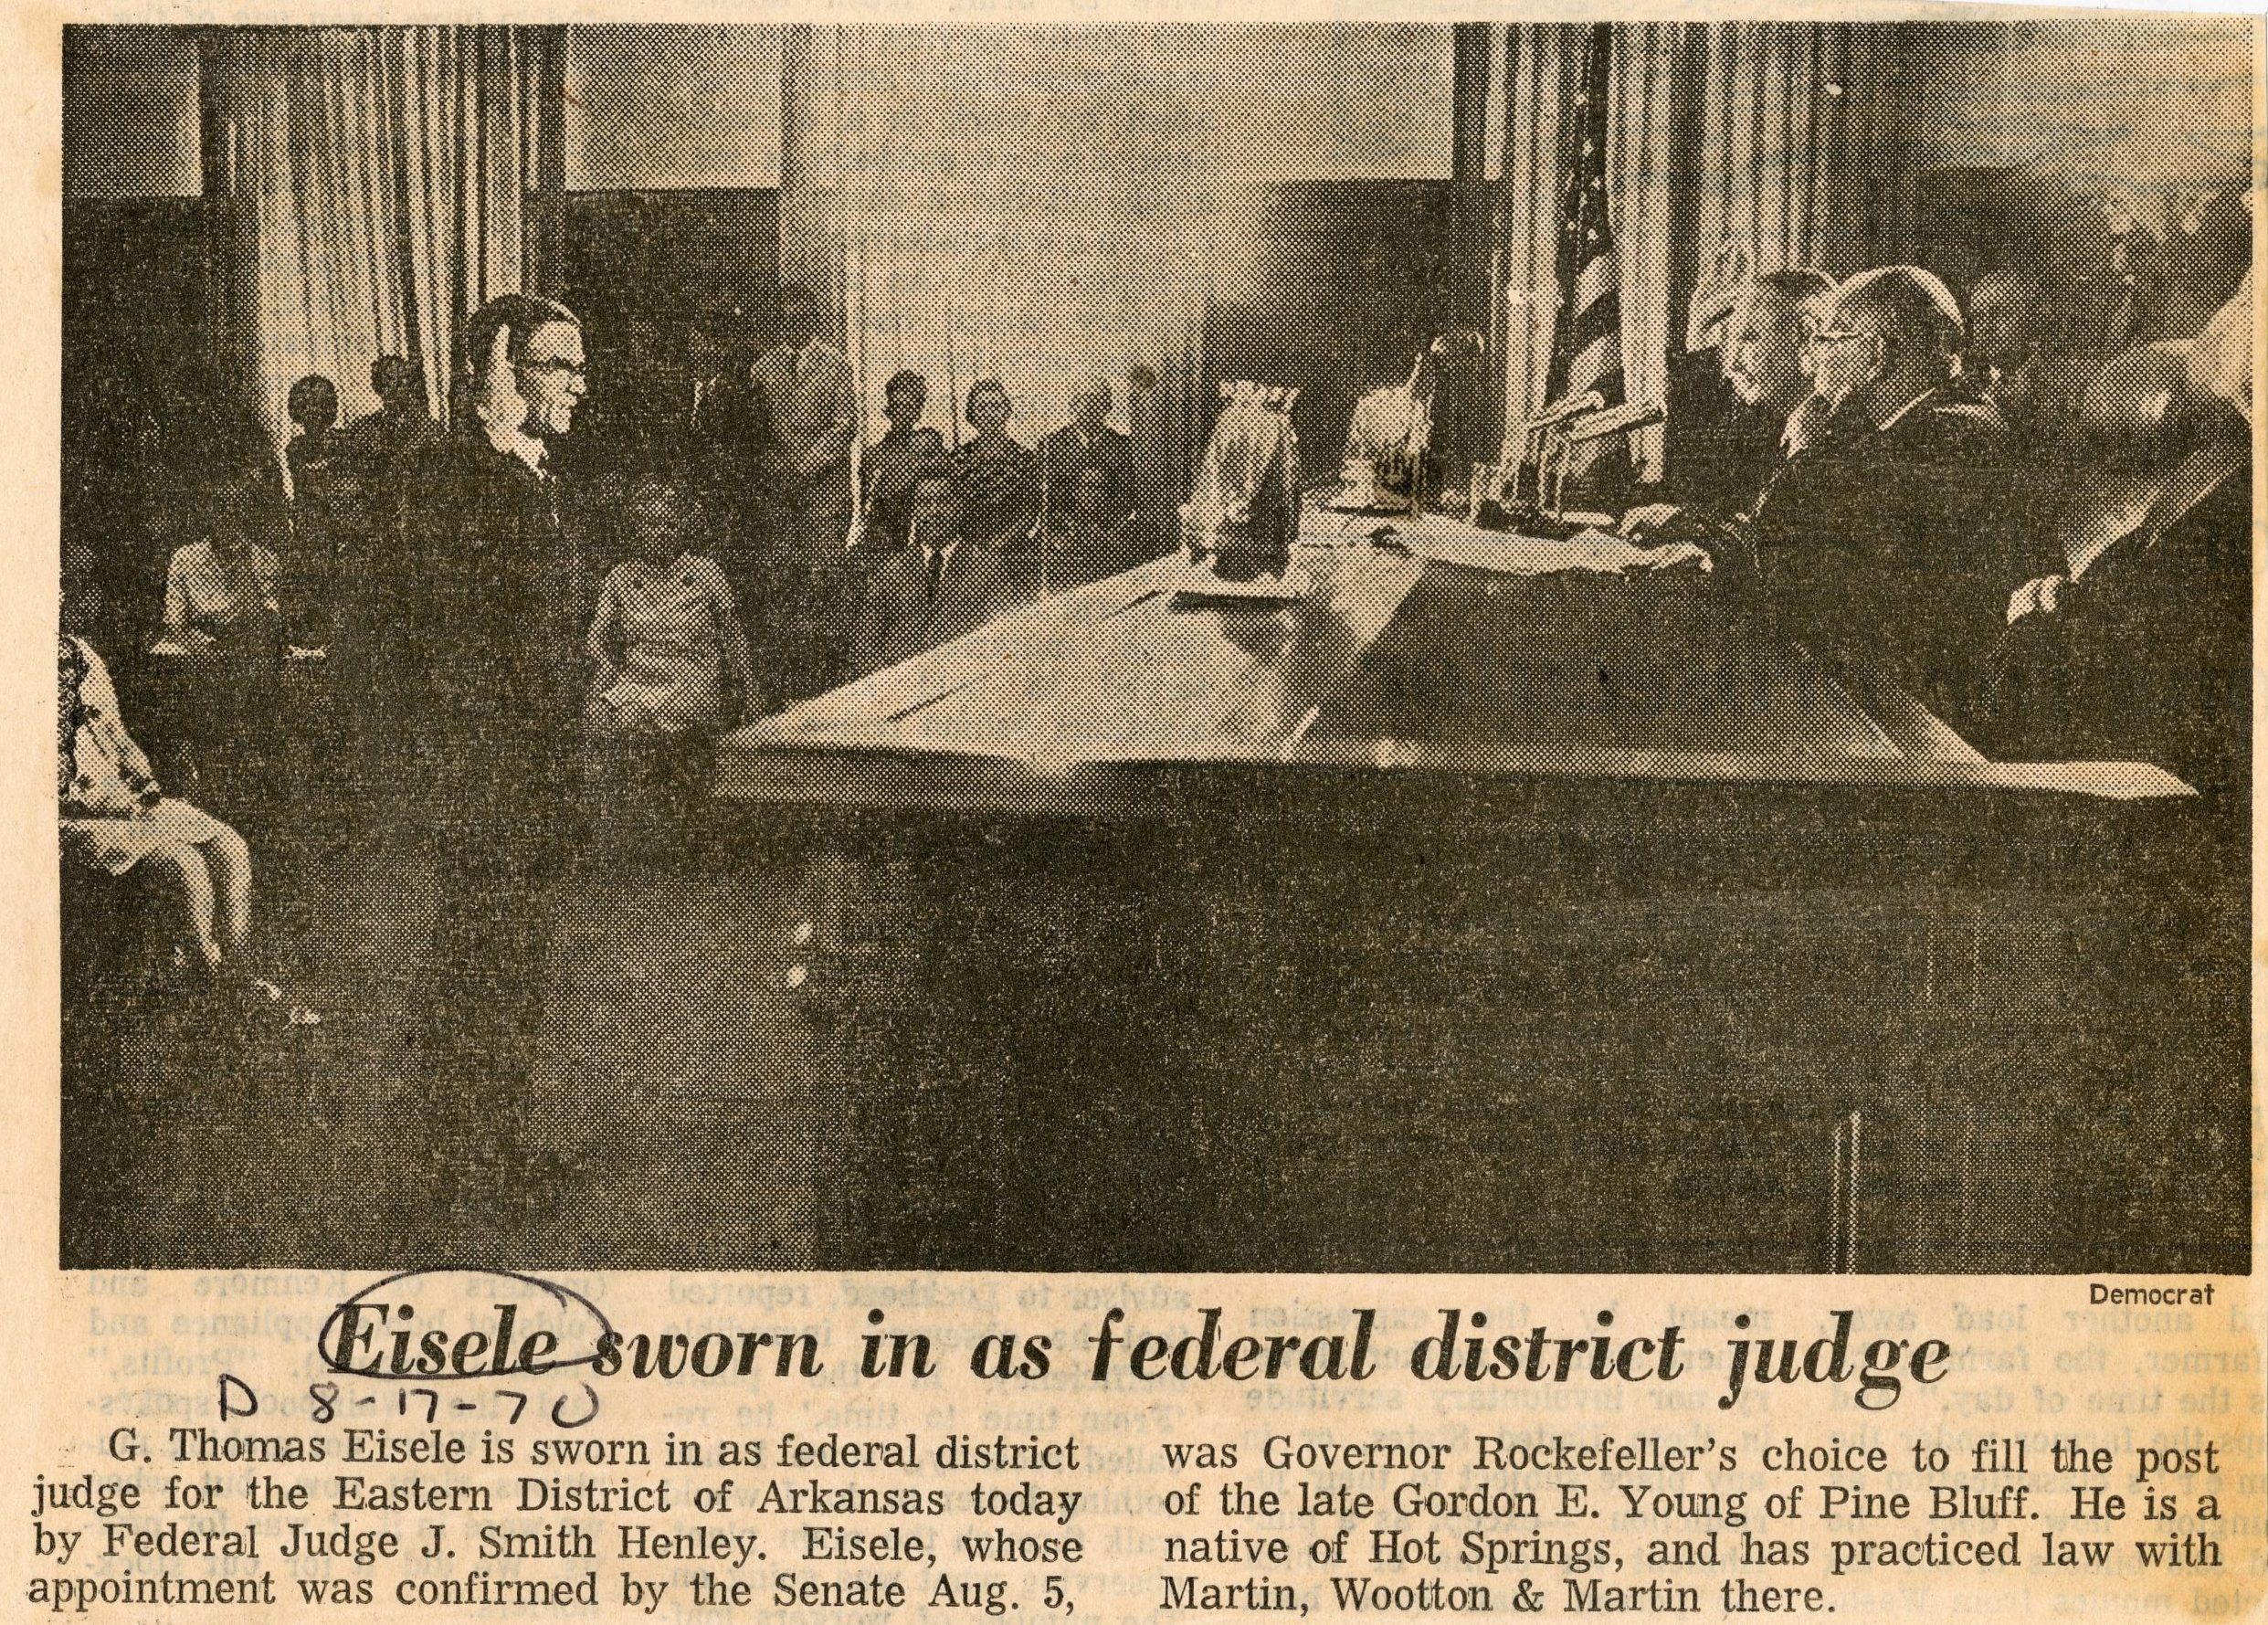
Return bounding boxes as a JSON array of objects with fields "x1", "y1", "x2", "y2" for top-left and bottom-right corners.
[
  {"x1": 1690, "y1": 23, "x2": 1904, "y2": 286},
  {"x1": 1468, "y1": 23, "x2": 1903, "y2": 485},
  {"x1": 1486, "y1": 26, "x2": 1582, "y2": 445},
  {"x1": 1608, "y1": 25, "x2": 1685, "y2": 482},
  {"x1": 203, "y1": 26, "x2": 564, "y2": 457},
  {"x1": 778, "y1": 26, "x2": 1213, "y2": 511}
]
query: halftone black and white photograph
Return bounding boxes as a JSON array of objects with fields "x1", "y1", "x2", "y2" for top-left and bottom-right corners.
[{"x1": 59, "y1": 20, "x2": 2253, "y2": 1273}]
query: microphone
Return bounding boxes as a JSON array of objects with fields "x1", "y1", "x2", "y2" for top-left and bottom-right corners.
[
  {"x1": 1563, "y1": 400, "x2": 1668, "y2": 444},
  {"x1": 1521, "y1": 391, "x2": 1606, "y2": 435}
]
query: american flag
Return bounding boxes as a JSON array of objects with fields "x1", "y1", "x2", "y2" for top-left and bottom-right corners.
[{"x1": 1545, "y1": 25, "x2": 1623, "y2": 453}]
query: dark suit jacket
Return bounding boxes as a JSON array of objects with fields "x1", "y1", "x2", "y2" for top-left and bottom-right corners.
[
  {"x1": 1985, "y1": 451, "x2": 2250, "y2": 801},
  {"x1": 393, "y1": 432, "x2": 591, "y2": 830},
  {"x1": 1742, "y1": 391, "x2": 2015, "y2": 722},
  {"x1": 850, "y1": 540, "x2": 1025, "y2": 677},
  {"x1": 690, "y1": 371, "x2": 774, "y2": 557},
  {"x1": 333, "y1": 407, "x2": 443, "y2": 557},
  {"x1": 1038, "y1": 423, "x2": 1136, "y2": 532},
  {"x1": 1662, "y1": 353, "x2": 1788, "y2": 519},
  {"x1": 860, "y1": 426, "x2": 949, "y2": 553}
]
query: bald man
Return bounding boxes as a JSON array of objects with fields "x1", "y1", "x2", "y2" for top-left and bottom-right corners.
[
  {"x1": 1742, "y1": 265, "x2": 2015, "y2": 722},
  {"x1": 1961, "y1": 268, "x2": 2090, "y2": 574},
  {"x1": 1038, "y1": 375, "x2": 1137, "y2": 537}
]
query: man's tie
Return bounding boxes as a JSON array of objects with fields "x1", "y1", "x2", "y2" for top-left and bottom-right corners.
[{"x1": 924, "y1": 547, "x2": 945, "y2": 606}]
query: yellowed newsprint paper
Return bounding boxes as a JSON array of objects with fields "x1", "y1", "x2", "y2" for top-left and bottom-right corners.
[{"x1": 4, "y1": 5, "x2": 2263, "y2": 1621}]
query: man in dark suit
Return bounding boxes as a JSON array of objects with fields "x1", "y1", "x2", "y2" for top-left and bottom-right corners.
[
  {"x1": 1037, "y1": 375, "x2": 1137, "y2": 536},
  {"x1": 1985, "y1": 278, "x2": 2252, "y2": 803},
  {"x1": 1631, "y1": 268, "x2": 1836, "y2": 533},
  {"x1": 342, "y1": 355, "x2": 444, "y2": 466},
  {"x1": 1959, "y1": 269, "x2": 2094, "y2": 571},
  {"x1": 305, "y1": 359, "x2": 437, "y2": 649},
  {"x1": 1739, "y1": 265, "x2": 2014, "y2": 722},
  {"x1": 850, "y1": 464, "x2": 1025, "y2": 677},
  {"x1": 1659, "y1": 241, "x2": 1746, "y2": 513},
  {"x1": 394, "y1": 292, "x2": 590, "y2": 1206},
  {"x1": 685, "y1": 305, "x2": 771, "y2": 604}
]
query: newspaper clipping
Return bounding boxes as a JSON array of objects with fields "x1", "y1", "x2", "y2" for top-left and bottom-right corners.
[{"x1": 8, "y1": 8, "x2": 2263, "y2": 1621}]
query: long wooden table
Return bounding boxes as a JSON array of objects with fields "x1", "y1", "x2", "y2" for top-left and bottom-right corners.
[{"x1": 718, "y1": 521, "x2": 2243, "y2": 1272}]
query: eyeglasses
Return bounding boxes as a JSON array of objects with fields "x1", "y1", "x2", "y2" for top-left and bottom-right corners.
[
  {"x1": 1804, "y1": 327, "x2": 1871, "y2": 350},
  {"x1": 518, "y1": 358, "x2": 587, "y2": 380}
]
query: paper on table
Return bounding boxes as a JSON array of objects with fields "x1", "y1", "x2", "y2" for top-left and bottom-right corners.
[{"x1": 1397, "y1": 526, "x2": 1712, "y2": 578}]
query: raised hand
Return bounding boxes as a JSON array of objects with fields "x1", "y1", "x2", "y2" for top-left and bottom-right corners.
[{"x1": 1685, "y1": 240, "x2": 1753, "y2": 353}]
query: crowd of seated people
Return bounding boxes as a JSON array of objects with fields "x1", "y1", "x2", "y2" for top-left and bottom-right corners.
[
  {"x1": 60, "y1": 282, "x2": 1187, "y2": 1044},
  {"x1": 63, "y1": 242, "x2": 2247, "y2": 1052},
  {"x1": 679, "y1": 290, "x2": 1169, "y2": 699}
]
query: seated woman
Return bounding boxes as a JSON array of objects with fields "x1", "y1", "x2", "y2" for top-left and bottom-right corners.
[
  {"x1": 163, "y1": 480, "x2": 283, "y2": 652},
  {"x1": 946, "y1": 380, "x2": 1042, "y2": 560},
  {"x1": 283, "y1": 374, "x2": 349, "y2": 649},
  {"x1": 60, "y1": 632, "x2": 311, "y2": 1024},
  {"x1": 158, "y1": 480, "x2": 287, "y2": 820},
  {"x1": 284, "y1": 375, "x2": 341, "y2": 491},
  {"x1": 585, "y1": 477, "x2": 758, "y2": 849},
  {"x1": 860, "y1": 371, "x2": 947, "y2": 554}
]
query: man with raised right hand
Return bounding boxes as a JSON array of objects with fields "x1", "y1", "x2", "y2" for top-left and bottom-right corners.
[{"x1": 395, "y1": 292, "x2": 591, "y2": 1213}]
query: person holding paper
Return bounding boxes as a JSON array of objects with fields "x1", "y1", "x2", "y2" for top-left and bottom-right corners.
[
  {"x1": 158, "y1": 479, "x2": 287, "y2": 824},
  {"x1": 163, "y1": 482, "x2": 282, "y2": 652}
]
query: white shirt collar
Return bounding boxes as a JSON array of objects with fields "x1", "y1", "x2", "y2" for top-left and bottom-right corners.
[{"x1": 481, "y1": 416, "x2": 548, "y2": 476}]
